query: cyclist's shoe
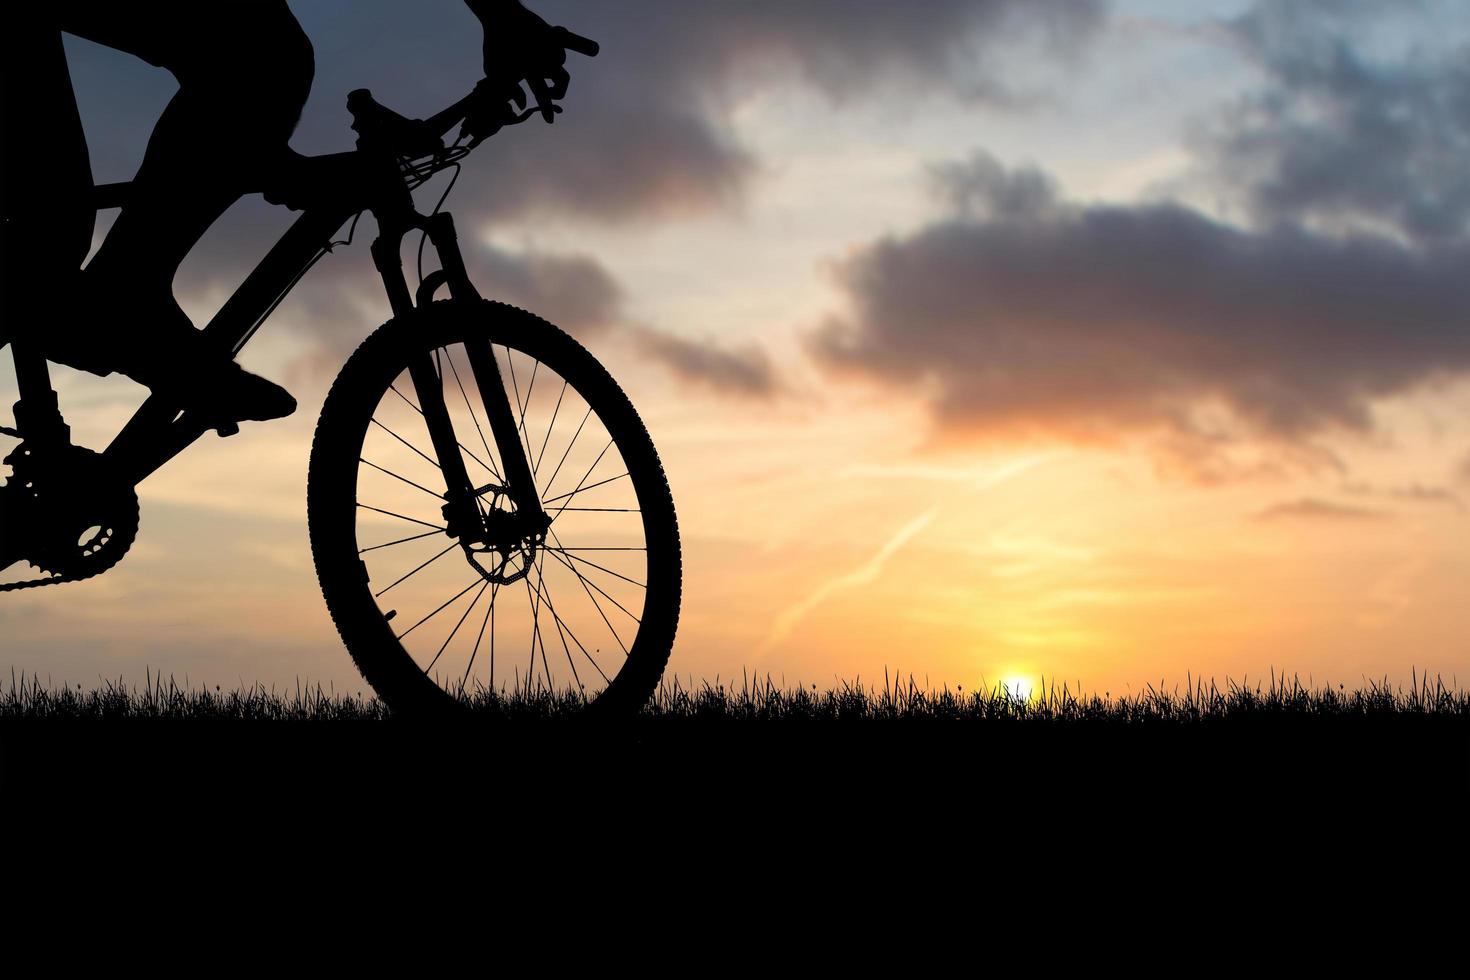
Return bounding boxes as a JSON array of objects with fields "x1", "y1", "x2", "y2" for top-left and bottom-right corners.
[
  {"x1": 137, "y1": 323, "x2": 297, "y2": 425},
  {"x1": 171, "y1": 358, "x2": 298, "y2": 425},
  {"x1": 45, "y1": 283, "x2": 296, "y2": 425}
]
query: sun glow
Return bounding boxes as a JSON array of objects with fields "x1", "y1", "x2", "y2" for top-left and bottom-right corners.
[{"x1": 1001, "y1": 676, "x2": 1035, "y2": 702}]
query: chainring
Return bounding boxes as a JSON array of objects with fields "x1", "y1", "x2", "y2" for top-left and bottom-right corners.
[{"x1": 0, "y1": 440, "x2": 139, "y2": 590}]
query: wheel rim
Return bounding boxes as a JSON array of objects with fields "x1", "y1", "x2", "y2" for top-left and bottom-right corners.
[{"x1": 349, "y1": 334, "x2": 657, "y2": 704}]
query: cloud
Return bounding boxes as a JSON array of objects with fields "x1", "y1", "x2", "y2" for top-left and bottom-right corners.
[
  {"x1": 1343, "y1": 481, "x2": 1466, "y2": 513},
  {"x1": 62, "y1": 0, "x2": 1104, "y2": 360},
  {"x1": 928, "y1": 150, "x2": 1060, "y2": 220},
  {"x1": 1252, "y1": 498, "x2": 1390, "y2": 523},
  {"x1": 67, "y1": 0, "x2": 1102, "y2": 230},
  {"x1": 447, "y1": 0, "x2": 1104, "y2": 222},
  {"x1": 267, "y1": 238, "x2": 620, "y2": 368},
  {"x1": 1199, "y1": 0, "x2": 1470, "y2": 245},
  {"x1": 272, "y1": 238, "x2": 787, "y2": 402},
  {"x1": 631, "y1": 327, "x2": 778, "y2": 398},
  {"x1": 474, "y1": 244, "x2": 621, "y2": 335},
  {"x1": 811, "y1": 153, "x2": 1470, "y2": 471},
  {"x1": 810, "y1": 2, "x2": 1470, "y2": 482}
]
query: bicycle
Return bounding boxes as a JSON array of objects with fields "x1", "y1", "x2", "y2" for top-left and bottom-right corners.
[{"x1": 0, "y1": 29, "x2": 683, "y2": 716}]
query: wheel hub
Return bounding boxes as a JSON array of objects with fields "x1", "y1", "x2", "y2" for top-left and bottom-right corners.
[{"x1": 449, "y1": 483, "x2": 545, "y2": 585}]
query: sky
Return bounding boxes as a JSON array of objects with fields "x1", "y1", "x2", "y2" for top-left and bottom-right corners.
[{"x1": 3, "y1": 0, "x2": 1468, "y2": 698}]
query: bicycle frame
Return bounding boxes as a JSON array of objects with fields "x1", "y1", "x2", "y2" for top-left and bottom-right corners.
[{"x1": 7, "y1": 136, "x2": 550, "y2": 554}]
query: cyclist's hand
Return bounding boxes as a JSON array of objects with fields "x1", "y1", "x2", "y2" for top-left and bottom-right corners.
[{"x1": 472, "y1": 1, "x2": 597, "y2": 123}]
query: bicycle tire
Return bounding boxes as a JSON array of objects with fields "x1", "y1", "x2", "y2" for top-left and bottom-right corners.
[{"x1": 307, "y1": 298, "x2": 681, "y2": 716}]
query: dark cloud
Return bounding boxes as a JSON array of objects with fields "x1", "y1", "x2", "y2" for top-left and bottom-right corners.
[
  {"x1": 65, "y1": 0, "x2": 1104, "y2": 229},
  {"x1": 632, "y1": 328, "x2": 778, "y2": 397},
  {"x1": 812, "y1": 157, "x2": 1470, "y2": 463},
  {"x1": 60, "y1": 0, "x2": 1101, "y2": 361},
  {"x1": 1343, "y1": 481, "x2": 1466, "y2": 513},
  {"x1": 429, "y1": 0, "x2": 1103, "y2": 222},
  {"x1": 474, "y1": 244, "x2": 621, "y2": 335},
  {"x1": 272, "y1": 238, "x2": 782, "y2": 401},
  {"x1": 272, "y1": 240, "x2": 619, "y2": 365},
  {"x1": 1252, "y1": 498, "x2": 1390, "y2": 523},
  {"x1": 1200, "y1": 0, "x2": 1470, "y2": 245},
  {"x1": 929, "y1": 150, "x2": 1060, "y2": 220},
  {"x1": 812, "y1": 4, "x2": 1470, "y2": 479}
]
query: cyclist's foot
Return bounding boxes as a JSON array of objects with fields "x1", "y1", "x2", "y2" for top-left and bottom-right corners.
[
  {"x1": 52, "y1": 282, "x2": 296, "y2": 424},
  {"x1": 167, "y1": 358, "x2": 298, "y2": 424},
  {"x1": 132, "y1": 320, "x2": 298, "y2": 424}
]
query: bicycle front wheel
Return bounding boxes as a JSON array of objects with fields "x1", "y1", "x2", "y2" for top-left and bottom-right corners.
[{"x1": 308, "y1": 299, "x2": 681, "y2": 715}]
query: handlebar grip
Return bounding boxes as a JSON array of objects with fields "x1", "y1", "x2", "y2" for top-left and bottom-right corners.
[{"x1": 556, "y1": 26, "x2": 599, "y2": 57}]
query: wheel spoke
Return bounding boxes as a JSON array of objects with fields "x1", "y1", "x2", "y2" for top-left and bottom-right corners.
[
  {"x1": 357, "y1": 503, "x2": 445, "y2": 531},
  {"x1": 463, "y1": 579, "x2": 500, "y2": 687},
  {"x1": 360, "y1": 457, "x2": 445, "y2": 501},
  {"x1": 396, "y1": 576, "x2": 483, "y2": 642},
  {"x1": 442, "y1": 350, "x2": 506, "y2": 484},
  {"x1": 390, "y1": 382, "x2": 501, "y2": 479},
  {"x1": 370, "y1": 417, "x2": 440, "y2": 470},
  {"x1": 543, "y1": 544, "x2": 642, "y2": 625},
  {"x1": 374, "y1": 540, "x2": 461, "y2": 597},
  {"x1": 505, "y1": 349, "x2": 541, "y2": 483},
  {"x1": 359, "y1": 528, "x2": 444, "y2": 555},
  {"x1": 546, "y1": 437, "x2": 615, "y2": 520},
  {"x1": 541, "y1": 405, "x2": 592, "y2": 504},
  {"x1": 555, "y1": 507, "x2": 640, "y2": 513},
  {"x1": 543, "y1": 471, "x2": 628, "y2": 507},
  {"x1": 534, "y1": 381, "x2": 568, "y2": 480},
  {"x1": 524, "y1": 558, "x2": 611, "y2": 684},
  {"x1": 425, "y1": 579, "x2": 490, "y2": 677},
  {"x1": 544, "y1": 533, "x2": 627, "y2": 656},
  {"x1": 542, "y1": 545, "x2": 646, "y2": 589},
  {"x1": 539, "y1": 569, "x2": 586, "y2": 691}
]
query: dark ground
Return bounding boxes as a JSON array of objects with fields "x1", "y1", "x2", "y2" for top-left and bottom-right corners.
[{"x1": 6, "y1": 712, "x2": 1465, "y2": 810}]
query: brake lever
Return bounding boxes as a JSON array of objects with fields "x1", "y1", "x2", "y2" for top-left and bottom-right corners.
[
  {"x1": 515, "y1": 103, "x2": 562, "y2": 125},
  {"x1": 461, "y1": 101, "x2": 562, "y2": 148}
]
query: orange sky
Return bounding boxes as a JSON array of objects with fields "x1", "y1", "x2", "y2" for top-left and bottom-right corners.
[{"x1": 3, "y1": 0, "x2": 1467, "y2": 697}]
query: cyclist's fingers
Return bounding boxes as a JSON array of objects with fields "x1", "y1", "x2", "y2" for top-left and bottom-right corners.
[
  {"x1": 543, "y1": 65, "x2": 570, "y2": 102},
  {"x1": 525, "y1": 73, "x2": 557, "y2": 122}
]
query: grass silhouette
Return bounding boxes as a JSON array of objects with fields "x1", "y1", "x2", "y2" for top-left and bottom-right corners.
[
  {"x1": 4, "y1": 668, "x2": 1464, "y2": 812},
  {"x1": 4, "y1": 666, "x2": 1465, "y2": 723}
]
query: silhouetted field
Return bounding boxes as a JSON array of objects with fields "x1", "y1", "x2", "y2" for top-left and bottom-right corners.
[
  {"x1": 5, "y1": 669, "x2": 1466, "y2": 820},
  {"x1": 8, "y1": 667, "x2": 1466, "y2": 722}
]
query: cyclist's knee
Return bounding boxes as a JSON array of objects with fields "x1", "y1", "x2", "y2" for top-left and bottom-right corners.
[{"x1": 178, "y1": 4, "x2": 313, "y2": 132}]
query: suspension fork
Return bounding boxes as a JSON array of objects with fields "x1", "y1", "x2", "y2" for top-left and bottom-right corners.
[{"x1": 372, "y1": 212, "x2": 547, "y2": 543}]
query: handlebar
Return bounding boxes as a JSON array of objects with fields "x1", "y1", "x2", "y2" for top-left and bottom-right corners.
[
  {"x1": 556, "y1": 26, "x2": 599, "y2": 58},
  {"x1": 348, "y1": 25, "x2": 598, "y2": 156},
  {"x1": 344, "y1": 24, "x2": 598, "y2": 165}
]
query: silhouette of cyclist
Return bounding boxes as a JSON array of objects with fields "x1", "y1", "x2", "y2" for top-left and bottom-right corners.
[{"x1": 1, "y1": 1, "x2": 579, "y2": 425}]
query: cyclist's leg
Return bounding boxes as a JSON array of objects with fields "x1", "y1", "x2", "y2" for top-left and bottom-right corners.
[
  {"x1": 59, "y1": 1, "x2": 313, "y2": 419},
  {"x1": 74, "y1": 2, "x2": 314, "y2": 307},
  {"x1": 0, "y1": 12, "x2": 97, "y2": 360}
]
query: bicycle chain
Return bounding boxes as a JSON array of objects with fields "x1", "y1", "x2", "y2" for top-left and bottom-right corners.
[{"x1": 0, "y1": 565, "x2": 109, "y2": 592}]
